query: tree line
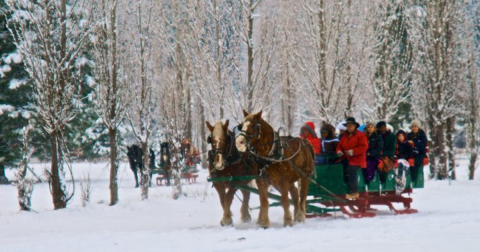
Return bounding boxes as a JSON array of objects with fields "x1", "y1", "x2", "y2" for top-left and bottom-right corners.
[{"x1": 0, "y1": 0, "x2": 478, "y2": 209}]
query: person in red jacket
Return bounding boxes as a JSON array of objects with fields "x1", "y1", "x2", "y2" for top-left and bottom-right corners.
[
  {"x1": 300, "y1": 121, "x2": 321, "y2": 154},
  {"x1": 336, "y1": 117, "x2": 368, "y2": 200}
]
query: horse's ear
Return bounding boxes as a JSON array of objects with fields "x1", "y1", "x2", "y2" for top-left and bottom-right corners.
[
  {"x1": 206, "y1": 121, "x2": 214, "y2": 132},
  {"x1": 243, "y1": 109, "x2": 249, "y2": 117},
  {"x1": 223, "y1": 119, "x2": 229, "y2": 130},
  {"x1": 255, "y1": 110, "x2": 263, "y2": 119}
]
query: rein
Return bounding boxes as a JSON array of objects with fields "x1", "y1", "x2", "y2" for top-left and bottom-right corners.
[
  {"x1": 239, "y1": 121, "x2": 300, "y2": 164},
  {"x1": 240, "y1": 121, "x2": 347, "y2": 203}
]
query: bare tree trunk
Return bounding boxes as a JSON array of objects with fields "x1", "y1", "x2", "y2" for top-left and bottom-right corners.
[
  {"x1": 246, "y1": 0, "x2": 254, "y2": 112},
  {"x1": 50, "y1": 131, "x2": 66, "y2": 209},
  {"x1": 446, "y1": 117, "x2": 456, "y2": 180},
  {"x1": 0, "y1": 164, "x2": 7, "y2": 184},
  {"x1": 108, "y1": 128, "x2": 118, "y2": 205},
  {"x1": 435, "y1": 124, "x2": 448, "y2": 180},
  {"x1": 108, "y1": 0, "x2": 119, "y2": 206},
  {"x1": 469, "y1": 153, "x2": 477, "y2": 180},
  {"x1": 141, "y1": 140, "x2": 149, "y2": 199},
  {"x1": 199, "y1": 97, "x2": 208, "y2": 168},
  {"x1": 186, "y1": 82, "x2": 192, "y2": 140},
  {"x1": 213, "y1": 0, "x2": 224, "y2": 118}
]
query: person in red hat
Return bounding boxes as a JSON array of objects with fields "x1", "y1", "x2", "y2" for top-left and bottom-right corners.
[{"x1": 300, "y1": 122, "x2": 321, "y2": 154}]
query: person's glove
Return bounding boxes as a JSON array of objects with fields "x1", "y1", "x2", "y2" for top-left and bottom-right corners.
[
  {"x1": 337, "y1": 151, "x2": 344, "y2": 157},
  {"x1": 346, "y1": 150, "x2": 354, "y2": 156}
]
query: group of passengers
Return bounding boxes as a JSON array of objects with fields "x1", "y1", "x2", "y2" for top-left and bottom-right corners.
[{"x1": 300, "y1": 117, "x2": 428, "y2": 200}]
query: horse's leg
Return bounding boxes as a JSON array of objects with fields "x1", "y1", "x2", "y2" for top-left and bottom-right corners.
[
  {"x1": 240, "y1": 189, "x2": 251, "y2": 223},
  {"x1": 280, "y1": 181, "x2": 293, "y2": 227},
  {"x1": 213, "y1": 184, "x2": 227, "y2": 226},
  {"x1": 149, "y1": 172, "x2": 153, "y2": 187},
  {"x1": 133, "y1": 168, "x2": 139, "y2": 188},
  {"x1": 166, "y1": 170, "x2": 171, "y2": 186},
  {"x1": 289, "y1": 183, "x2": 300, "y2": 222},
  {"x1": 296, "y1": 177, "x2": 310, "y2": 223},
  {"x1": 221, "y1": 187, "x2": 236, "y2": 226},
  {"x1": 256, "y1": 179, "x2": 270, "y2": 228}
]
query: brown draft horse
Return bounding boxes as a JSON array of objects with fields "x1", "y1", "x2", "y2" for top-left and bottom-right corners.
[
  {"x1": 206, "y1": 120, "x2": 259, "y2": 226},
  {"x1": 236, "y1": 110, "x2": 315, "y2": 227}
]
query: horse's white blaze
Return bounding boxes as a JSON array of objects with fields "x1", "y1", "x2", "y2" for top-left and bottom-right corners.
[
  {"x1": 236, "y1": 121, "x2": 250, "y2": 152},
  {"x1": 212, "y1": 121, "x2": 226, "y2": 169},
  {"x1": 215, "y1": 154, "x2": 224, "y2": 170},
  {"x1": 162, "y1": 155, "x2": 167, "y2": 162}
]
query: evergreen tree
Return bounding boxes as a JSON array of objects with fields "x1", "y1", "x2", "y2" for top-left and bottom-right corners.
[{"x1": 0, "y1": 2, "x2": 31, "y2": 183}]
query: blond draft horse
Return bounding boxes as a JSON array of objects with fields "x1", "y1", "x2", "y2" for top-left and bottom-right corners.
[
  {"x1": 236, "y1": 110, "x2": 315, "y2": 228},
  {"x1": 206, "y1": 120, "x2": 259, "y2": 226}
]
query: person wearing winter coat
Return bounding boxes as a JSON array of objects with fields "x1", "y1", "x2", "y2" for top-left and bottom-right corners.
[
  {"x1": 377, "y1": 121, "x2": 397, "y2": 182},
  {"x1": 407, "y1": 120, "x2": 428, "y2": 181},
  {"x1": 377, "y1": 121, "x2": 397, "y2": 160},
  {"x1": 336, "y1": 121, "x2": 347, "y2": 140},
  {"x1": 396, "y1": 130, "x2": 413, "y2": 161},
  {"x1": 364, "y1": 122, "x2": 383, "y2": 183},
  {"x1": 320, "y1": 124, "x2": 339, "y2": 155},
  {"x1": 301, "y1": 122, "x2": 321, "y2": 155},
  {"x1": 336, "y1": 117, "x2": 368, "y2": 200},
  {"x1": 315, "y1": 124, "x2": 339, "y2": 165}
]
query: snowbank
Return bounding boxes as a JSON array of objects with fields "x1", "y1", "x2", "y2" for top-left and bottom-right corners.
[{"x1": 0, "y1": 161, "x2": 479, "y2": 252}]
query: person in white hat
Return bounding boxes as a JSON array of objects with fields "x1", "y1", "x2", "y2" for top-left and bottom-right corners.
[
  {"x1": 336, "y1": 121, "x2": 347, "y2": 139},
  {"x1": 407, "y1": 120, "x2": 428, "y2": 183}
]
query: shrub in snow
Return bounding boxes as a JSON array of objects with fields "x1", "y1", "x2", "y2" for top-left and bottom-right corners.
[{"x1": 80, "y1": 172, "x2": 92, "y2": 207}]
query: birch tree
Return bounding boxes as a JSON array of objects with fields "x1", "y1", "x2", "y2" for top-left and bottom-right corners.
[
  {"x1": 295, "y1": 0, "x2": 373, "y2": 124},
  {"x1": 462, "y1": 0, "x2": 480, "y2": 180},
  {"x1": 411, "y1": 0, "x2": 463, "y2": 180},
  {"x1": 122, "y1": 0, "x2": 157, "y2": 200},
  {"x1": 7, "y1": 0, "x2": 94, "y2": 209},
  {"x1": 91, "y1": 0, "x2": 128, "y2": 205}
]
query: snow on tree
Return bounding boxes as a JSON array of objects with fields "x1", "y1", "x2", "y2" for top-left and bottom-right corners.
[
  {"x1": 293, "y1": 0, "x2": 373, "y2": 125},
  {"x1": 120, "y1": 0, "x2": 159, "y2": 200},
  {"x1": 410, "y1": 0, "x2": 464, "y2": 180},
  {"x1": 365, "y1": 0, "x2": 413, "y2": 123},
  {"x1": 460, "y1": 0, "x2": 480, "y2": 180},
  {"x1": 90, "y1": 0, "x2": 129, "y2": 205},
  {"x1": 6, "y1": 0, "x2": 96, "y2": 209},
  {"x1": 0, "y1": 1, "x2": 32, "y2": 184}
]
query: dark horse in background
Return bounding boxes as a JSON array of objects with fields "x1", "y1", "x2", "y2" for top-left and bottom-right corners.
[
  {"x1": 127, "y1": 145, "x2": 155, "y2": 188},
  {"x1": 159, "y1": 142, "x2": 172, "y2": 186}
]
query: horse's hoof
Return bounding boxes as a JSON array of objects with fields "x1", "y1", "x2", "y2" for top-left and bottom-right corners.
[
  {"x1": 220, "y1": 218, "x2": 233, "y2": 227},
  {"x1": 284, "y1": 219, "x2": 294, "y2": 227},
  {"x1": 295, "y1": 212, "x2": 306, "y2": 223},
  {"x1": 241, "y1": 215, "x2": 252, "y2": 223},
  {"x1": 257, "y1": 221, "x2": 270, "y2": 229}
]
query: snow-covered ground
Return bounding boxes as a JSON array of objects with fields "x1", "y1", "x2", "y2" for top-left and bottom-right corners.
[{"x1": 1, "y1": 160, "x2": 479, "y2": 252}]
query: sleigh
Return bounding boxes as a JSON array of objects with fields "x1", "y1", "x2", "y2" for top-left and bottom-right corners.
[
  {"x1": 208, "y1": 157, "x2": 424, "y2": 219},
  {"x1": 304, "y1": 161, "x2": 424, "y2": 218}
]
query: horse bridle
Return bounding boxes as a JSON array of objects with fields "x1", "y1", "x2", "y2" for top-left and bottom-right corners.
[
  {"x1": 237, "y1": 121, "x2": 262, "y2": 147},
  {"x1": 207, "y1": 130, "x2": 236, "y2": 166}
]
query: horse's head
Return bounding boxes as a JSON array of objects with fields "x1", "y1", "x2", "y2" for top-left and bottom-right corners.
[
  {"x1": 206, "y1": 120, "x2": 232, "y2": 171},
  {"x1": 160, "y1": 142, "x2": 170, "y2": 164},
  {"x1": 236, "y1": 110, "x2": 263, "y2": 153}
]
